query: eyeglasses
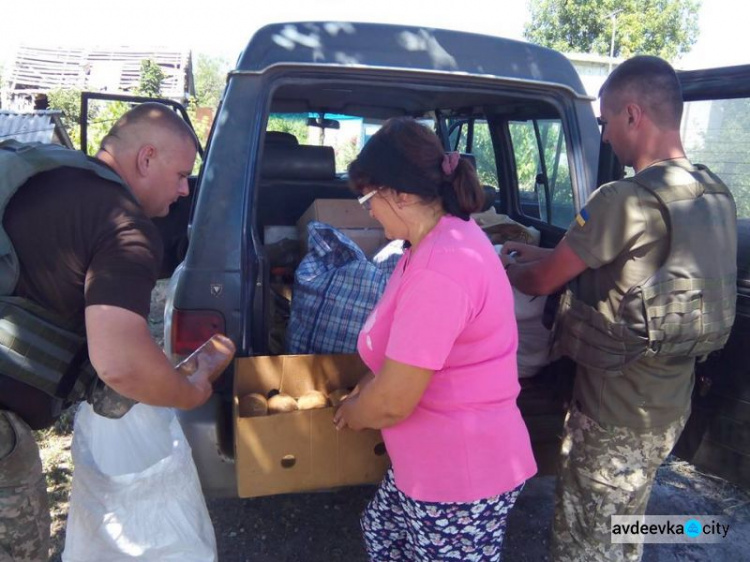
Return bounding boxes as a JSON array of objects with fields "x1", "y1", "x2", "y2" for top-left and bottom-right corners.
[
  {"x1": 358, "y1": 189, "x2": 377, "y2": 211},
  {"x1": 596, "y1": 117, "x2": 608, "y2": 128}
]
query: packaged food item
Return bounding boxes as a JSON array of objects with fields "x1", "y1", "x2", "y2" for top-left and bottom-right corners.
[{"x1": 177, "y1": 334, "x2": 236, "y2": 382}]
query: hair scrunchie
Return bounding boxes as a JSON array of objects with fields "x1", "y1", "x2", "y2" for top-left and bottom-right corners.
[{"x1": 441, "y1": 151, "x2": 460, "y2": 176}]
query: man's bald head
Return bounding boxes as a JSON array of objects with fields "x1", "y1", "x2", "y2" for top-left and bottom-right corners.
[
  {"x1": 96, "y1": 102, "x2": 198, "y2": 218},
  {"x1": 100, "y1": 102, "x2": 199, "y2": 155}
]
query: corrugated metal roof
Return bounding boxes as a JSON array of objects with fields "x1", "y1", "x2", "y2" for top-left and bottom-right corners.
[{"x1": 0, "y1": 110, "x2": 74, "y2": 148}]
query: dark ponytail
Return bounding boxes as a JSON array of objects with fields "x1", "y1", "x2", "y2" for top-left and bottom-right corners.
[
  {"x1": 440, "y1": 157, "x2": 484, "y2": 219},
  {"x1": 348, "y1": 117, "x2": 484, "y2": 220}
]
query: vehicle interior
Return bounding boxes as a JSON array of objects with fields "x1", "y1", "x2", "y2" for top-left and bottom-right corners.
[{"x1": 256, "y1": 79, "x2": 576, "y2": 237}]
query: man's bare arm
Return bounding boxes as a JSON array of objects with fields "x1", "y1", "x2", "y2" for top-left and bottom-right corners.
[{"x1": 85, "y1": 305, "x2": 213, "y2": 410}]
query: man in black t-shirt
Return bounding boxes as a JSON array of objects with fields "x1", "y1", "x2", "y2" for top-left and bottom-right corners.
[{"x1": 0, "y1": 103, "x2": 217, "y2": 562}]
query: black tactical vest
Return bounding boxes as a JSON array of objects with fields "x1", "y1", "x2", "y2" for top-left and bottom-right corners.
[{"x1": 0, "y1": 140, "x2": 131, "y2": 403}]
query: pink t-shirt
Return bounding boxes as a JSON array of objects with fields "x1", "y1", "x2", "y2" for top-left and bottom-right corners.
[{"x1": 358, "y1": 215, "x2": 537, "y2": 503}]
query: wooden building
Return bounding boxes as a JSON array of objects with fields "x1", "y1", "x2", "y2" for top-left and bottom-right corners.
[{"x1": 2, "y1": 45, "x2": 194, "y2": 112}]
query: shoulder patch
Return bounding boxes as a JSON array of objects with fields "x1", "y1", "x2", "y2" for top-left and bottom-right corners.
[{"x1": 575, "y1": 207, "x2": 589, "y2": 227}]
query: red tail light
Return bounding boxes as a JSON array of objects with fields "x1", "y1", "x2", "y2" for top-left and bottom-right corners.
[{"x1": 170, "y1": 309, "x2": 226, "y2": 357}]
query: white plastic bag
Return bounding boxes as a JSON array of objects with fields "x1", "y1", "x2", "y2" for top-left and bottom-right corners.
[
  {"x1": 494, "y1": 244, "x2": 553, "y2": 378},
  {"x1": 513, "y1": 288, "x2": 552, "y2": 378},
  {"x1": 63, "y1": 403, "x2": 217, "y2": 561}
]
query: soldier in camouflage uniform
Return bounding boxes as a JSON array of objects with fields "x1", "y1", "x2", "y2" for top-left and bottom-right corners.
[
  {"x1": 0, "y1": 412, "x2": 49, "y2": 562},
  {"x1": 501, "y1": 55, "x2": 737, "y2": 562},
  {"x1": 552, "y1": 406, "x2": 688, "y2": 561},
  {"x1": 0, "y1": 104, "x2": 220, "y2": 561}
]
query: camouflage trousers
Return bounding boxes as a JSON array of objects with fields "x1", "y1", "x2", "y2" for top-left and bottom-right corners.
[
  {"x1": 551, "y1": 404, "x2": 688, "y2": 562},
  {"x1": 0, "y1": 411, "x2": 49, "y2": 562}
]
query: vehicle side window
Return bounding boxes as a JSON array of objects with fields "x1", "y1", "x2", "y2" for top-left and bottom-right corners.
[
  {"x1": 450, "y1": 120, "x2": 499, "y2": 189},
  {"x1": 682, "y1": 97, "x2": 750, "y2": 219},
  {"x1": 509, "y1": 119, "x2": 574, "y2": 228}
]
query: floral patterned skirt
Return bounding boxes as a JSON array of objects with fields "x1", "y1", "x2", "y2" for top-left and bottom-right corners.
[{"x1": 361, "y1": 468, "x2": 524, "y2": 561}]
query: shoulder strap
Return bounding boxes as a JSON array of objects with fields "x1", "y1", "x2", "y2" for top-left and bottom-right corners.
[
  {"x1": 621, "y1": 173, "x2": 673, "y2": 267},
  {"x1": 626, "y1": 161, "x2": 731, "y2": 204},
  {"x1": 0, "y1": 140, "x2": 131, "y2": 296}
]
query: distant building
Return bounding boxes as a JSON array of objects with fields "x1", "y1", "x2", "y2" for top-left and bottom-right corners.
[{"x1": 1, "y1": 45, "x2": 194, "y2": 112}]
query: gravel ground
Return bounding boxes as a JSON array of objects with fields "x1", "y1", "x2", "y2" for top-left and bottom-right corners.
[{"x1": 38, "y1": 281, "x2": 750, "y2": 561}]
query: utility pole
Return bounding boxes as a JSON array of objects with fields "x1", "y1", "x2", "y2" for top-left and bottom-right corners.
[{"x1": 607, "y1": 9, "x2": 624, "y2": 73}]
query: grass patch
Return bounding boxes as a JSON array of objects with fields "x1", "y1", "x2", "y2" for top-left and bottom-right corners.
[{"x1": 34, "y1": 405, "x2": 76, "y2": 561}]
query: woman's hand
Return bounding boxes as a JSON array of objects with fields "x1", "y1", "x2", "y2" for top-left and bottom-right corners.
[
  {"x1": 350, "y1": 371, "x2": 375, "y2": 397},
  {"x1": 333, "y1": 394, "x2": 363, "y2": 431},
  {"x1": 332, "y1": 371, "x2": 375, "y2": 431},
  {"x1": 332, "y1": 359, "x2": 433, "y2": 431}
]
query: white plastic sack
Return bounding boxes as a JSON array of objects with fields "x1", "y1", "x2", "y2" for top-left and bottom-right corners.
[
  {"x1": 494, "y1": 244, "x2": 553, "y2": 378},
  {"x1": 63, "y1": 403, "x2": 217, "y2": 562},
  {"x1": 513, "y1": 288, "x2": 552, "y2": 378}
]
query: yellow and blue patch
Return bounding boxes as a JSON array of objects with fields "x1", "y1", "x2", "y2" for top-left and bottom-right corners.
[{"x1": 575, "y1": 207, "x2": 589, "y2": 227}]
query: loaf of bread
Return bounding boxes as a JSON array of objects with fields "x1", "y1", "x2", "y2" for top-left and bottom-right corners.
[
  {"x1": 267, "y1": 393, "x2": 299, "y2": 414},
  {"x1": 238, "y1": 393, "x2": 268, "y2": 417},
  {"x1": 296, "y1": 390, "x2": 329, "y2": 410},
  {"x1": 176, "y1": 334, "x2": 236, "y2": 383}
]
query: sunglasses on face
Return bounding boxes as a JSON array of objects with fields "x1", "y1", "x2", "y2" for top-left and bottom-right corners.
[{"x1": 358, "y1": 189, "x2": 377, "y2": 211}]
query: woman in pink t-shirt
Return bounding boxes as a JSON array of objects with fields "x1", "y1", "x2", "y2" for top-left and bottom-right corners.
[{"x1": 333, "y1": 118, "x2": 537, "y2": 561}]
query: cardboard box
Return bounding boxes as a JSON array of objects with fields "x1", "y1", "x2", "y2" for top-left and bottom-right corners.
[
  {"x1": 298, "y1": 199, "x2": 381, "y2": 229},
  {"x1": 234, "y1": 354, "x2": 391, "y2": 498},
  {"x1": 297, "y1": 199, "x2": 388, "y2": 258}
]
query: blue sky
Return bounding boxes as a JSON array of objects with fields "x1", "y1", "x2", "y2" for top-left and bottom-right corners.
[{"x1": 0, "y1": 0, "x2": 747, "y2": 70}]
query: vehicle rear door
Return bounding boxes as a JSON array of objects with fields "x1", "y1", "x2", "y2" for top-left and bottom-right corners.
[{"x1": 669, "y1": 64, "x2": 750, "y2": 488}]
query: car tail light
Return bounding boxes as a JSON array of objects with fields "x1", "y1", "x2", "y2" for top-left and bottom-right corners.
[{"x1": 170, "y1": 309, "x2": 226, "y2": 358}]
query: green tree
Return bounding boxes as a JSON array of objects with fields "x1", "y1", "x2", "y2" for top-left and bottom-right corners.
[
  {"x1": 267, "y1": 114, "x2": 309, "y2": 144},
  {"x1": 138, "y1": 59, "x2": 166, "y2": 97},
  {"x1": 47, "y1": 89, "x2": 83, "y2": 149},
  {"x1": 193, "y1": 54, "x2": 229, "y2": 109},
  {"x1": 185, "y1": 53, "x2": 230, "y2": 164},
  {"x1": 84, "y1": 99, "x2": 131, "y2": 154},
  {"x1": 524, "y1": 0, "x2": 700, "y2": 61}
]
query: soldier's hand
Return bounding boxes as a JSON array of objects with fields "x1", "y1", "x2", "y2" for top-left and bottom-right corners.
[{"x1": 501, "y1": 242, "x2": 549, "y2": 263}]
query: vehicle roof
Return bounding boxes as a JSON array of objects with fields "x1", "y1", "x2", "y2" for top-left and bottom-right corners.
[{"x1": 237, "y1": 21, "x2": 587, "y2": 96}]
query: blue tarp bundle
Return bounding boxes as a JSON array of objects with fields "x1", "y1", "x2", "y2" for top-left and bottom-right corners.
[{"x1": 287, "y1": 221, "x2": 401, "y2": 354}]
